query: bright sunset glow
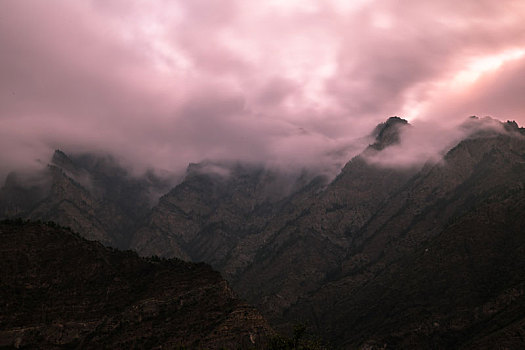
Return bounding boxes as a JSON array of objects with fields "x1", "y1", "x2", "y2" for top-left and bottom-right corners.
[{"x1": 453, "y1": 49, "x2": 525, "y2": 87}]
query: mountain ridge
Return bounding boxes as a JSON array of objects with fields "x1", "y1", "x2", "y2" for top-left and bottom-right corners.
[{"x1": 2, "y1": 116, "x2": 524, "y2": 347}]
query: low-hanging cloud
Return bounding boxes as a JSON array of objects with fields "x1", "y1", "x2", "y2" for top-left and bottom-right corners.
[
  {"x1": 362, "y1": 116, "x2": 517, "y2": 168},
  {"x1": 1, "y1": 0, "x2": 525, "y2": 182}
]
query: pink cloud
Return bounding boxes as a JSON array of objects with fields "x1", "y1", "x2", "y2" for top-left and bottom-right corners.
[{"x1": 1, "y1": 0, "x2": 525, "y2": 180}]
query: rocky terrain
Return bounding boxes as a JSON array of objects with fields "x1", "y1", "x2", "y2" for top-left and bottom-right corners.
[
  {"x1": 0, "y1": 220, "x2": 272, "y2": 349},
  {"x1": 2, "y1": 116, "x2": 525, "y2": 348},
  {"x1": 290, "y1": 184, "x2": 525, "y2": 348},
  {"x1": 285, "y1": 127, "x2": 525, "y2": 347},
  {"x1": 129, "y1": 117, "x2": 525, "y2": 348},
  {"x1": 0, "y1": 151, "x2": 172, "y2": 248}
]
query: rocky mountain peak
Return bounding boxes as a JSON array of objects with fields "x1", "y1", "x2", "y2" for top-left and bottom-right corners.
[
  {"x1": 50, "y1": 149, "x2": 76, "y2": 172},
  {"x1": 370, "y1": 116, "x2": 409, "y2": 150},
  {"x1": 504, "y1": 119, "x2": 525, "y2": 134}
]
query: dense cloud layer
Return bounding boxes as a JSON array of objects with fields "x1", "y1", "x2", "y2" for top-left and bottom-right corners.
[
  {"x1": 1, "y1": 0, "x2": 525, "y2": 180},
  {"x1": 363, "y1": 116, "x2": 517, "y2": 168}
]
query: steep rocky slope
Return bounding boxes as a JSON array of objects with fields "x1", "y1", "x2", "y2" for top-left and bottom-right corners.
[
  {"x1": 281, "y1": 122, "x2": 525, "y2": 347},
  {"x1": 129, "y1": 117, "x2": 525, "y2": 348},
  {"x1": 131, "y1": 161, "x2": 325, "y2": 263},
  {"x1": 3, "y1": 117, "x2": 524, "y2": 348},
  {"x1": 131, "y1": 117, "x2": 417, "y2": 319},
  {"x1": 288, "y1": 174, "x2": 525, "y2": 349},
  {"x1": 230, "y1": 118, "x2": 416, "y2": 318},
  {"x1": 0, "y1": 220, "x2": 272, "y2": 349},
  {"x1": 0, "y1": 151, "x2": 170, "y2": 248}
]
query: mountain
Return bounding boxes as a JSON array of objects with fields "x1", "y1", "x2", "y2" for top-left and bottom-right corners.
[
  {"x1": 129, "y1": 116, "x2": 525, "y2": 348},
  {"x1": 0, "y1": 220, "x2": 272, "y2": 349},
  {"x1": 0, "y1": 151, "x2": 172, "y2": 248},
  {"x1": 131, "y1": 160, "x2": 325, "y2": 263},
  {"x1": 369, "y1": 115, "x2": 409, "y2": 150},
  {"x1": 2, "y1": 116, "x2": 525, "y2": 348},
  {"x1": 291, "y1": 186, "x2": 525, "y2": 349},
  {"x1": 130, "y1": 117, "x2": 417, "y2": 318},
  {"x1": 286, "y1": 124, "x2": 525, "y2": 348}
]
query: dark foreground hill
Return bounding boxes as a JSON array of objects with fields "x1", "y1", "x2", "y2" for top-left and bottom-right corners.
[{"x1": 0, "y1": 220, "x2": 272, "y2": 349}]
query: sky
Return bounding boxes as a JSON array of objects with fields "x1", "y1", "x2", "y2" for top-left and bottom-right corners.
[{"x1": 1, "y1": 0, "x2": 525, "y2": 179}]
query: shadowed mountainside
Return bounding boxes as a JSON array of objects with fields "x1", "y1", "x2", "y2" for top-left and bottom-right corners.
[
  {"x1": 0, "y1": 220, "x2": 272, "y2": 349},
  {"x1": 2, "y1": 117, "x2": 525, "y2": 348},
  {"x1": 0, "y1": 151, "x2": 172, "y2": 248},
  {"x1": 287, "y1": 142, "x2": 525, "y2": 347},
  {"x1": 129, "y1": 117, "x2": 525, "y2": 348}
]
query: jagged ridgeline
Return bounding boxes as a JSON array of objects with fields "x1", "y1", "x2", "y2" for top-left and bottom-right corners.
[
  {"x1": 2, "y1": 116, "x2": 525, "y2": 348},
  {"x1": 0, "y1": 151, "x2": 174, "y2": 249}
]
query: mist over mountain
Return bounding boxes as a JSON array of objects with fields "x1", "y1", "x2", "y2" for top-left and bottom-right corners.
[
  {"x1": 3, "y1": 0, "x2": 525, "y2": 185},
  {"x1": 129, "y1": 116, "x2": 525, "y2": 348},
  {"x1": 2, "y1": 116, "x2": 515, "y2": 250},
  {"x1": 0, "y1": 150, "x2": 174, "y2": 248},
  {"x1": 2, "y1": 116, "x2": 524, "y2": 348},
  {"x1": 4, "y1": 1, "x2": 525, "y2": 348}
]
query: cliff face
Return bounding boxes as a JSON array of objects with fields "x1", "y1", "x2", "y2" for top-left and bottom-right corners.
[
  {"x1": 128, "y1": 118, "x2": 525, "y2": 348},
  {"x1": 131, "y1": 161, "x2": 325, "y2": 264},
  {"x1": 287, "y1": 134, "x2": 525, "y2": 348},
  {"x1": 131, "y1": 117, "x2": 417, "y2": 319},
  {"x1": 0, "y1": 221, "x2": 272, "y2": 349},
  {"x1": 0, "y1": 152, "x2": 171, "y2": 248}
]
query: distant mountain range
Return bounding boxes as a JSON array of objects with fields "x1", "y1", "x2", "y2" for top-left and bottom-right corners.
[{"x1": 2, "y1": 116, "x2": 525, "y2": 348}]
